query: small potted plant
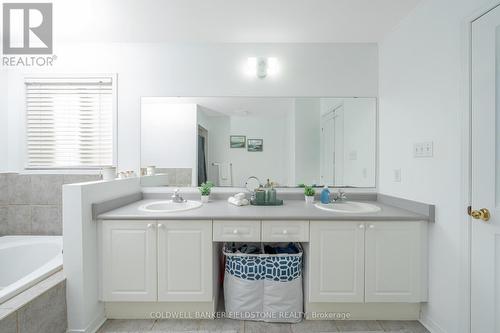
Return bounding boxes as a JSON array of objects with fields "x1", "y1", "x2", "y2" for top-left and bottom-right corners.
[
  {"x1": 199, "y1": 181, "x2": 214, "y2": 203},
  {"x1": 304, "y1": 185, "x2": 315, "y2": 204}
]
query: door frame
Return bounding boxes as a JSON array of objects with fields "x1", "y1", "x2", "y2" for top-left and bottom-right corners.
[
  {"x1": 320, "y1": 106, "x2": 341, "y2": 185},
  {"x1": 461, "y1": 3, "x2": 500, "y2": 333}
]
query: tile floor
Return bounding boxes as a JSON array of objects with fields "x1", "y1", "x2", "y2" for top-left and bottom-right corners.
[{"x1": 97, "y1": 319, "x2": 430, "y2": 333}]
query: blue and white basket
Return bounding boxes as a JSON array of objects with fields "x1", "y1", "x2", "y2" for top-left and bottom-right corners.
[{"x1": 223, "y1": 243, "x2": 303, "y2": 323}]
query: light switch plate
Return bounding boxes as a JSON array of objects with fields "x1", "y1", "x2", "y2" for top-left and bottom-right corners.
[
  {"x1": 393, "y1": 169, "x2": 401, "y2": 182},
  {"x1": 414, "y1": 141, "x2": 433, "y2": 158}
]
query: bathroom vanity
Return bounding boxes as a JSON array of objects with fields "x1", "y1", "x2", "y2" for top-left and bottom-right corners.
[
  {"x1": 95, "y1": 195, "x2": 431, "y2": 320},
  {"x1": 91, "y1": 95, "x2": 431, "y2": 320}
]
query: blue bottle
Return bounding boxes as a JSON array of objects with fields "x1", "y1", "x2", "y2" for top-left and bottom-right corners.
[{"x1": 320, "y1": 186, "x2": 330, "y2": 204}]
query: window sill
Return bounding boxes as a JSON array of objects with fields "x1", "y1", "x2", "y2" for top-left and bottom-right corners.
[{"x1": 21, "y1": 169, "x2": 104, "y2": 175}]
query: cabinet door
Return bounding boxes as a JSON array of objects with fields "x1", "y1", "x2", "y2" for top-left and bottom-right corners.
[
  {"x1": 100, "y1": 220, "x2": 157, "y2": 301},
  {"x1": 157, "y1": 220, "x2": 212, "y2": 302},
  {"x1": 309, "y1": 221, "x2": 365, "y2": 302},
  {"x1": 365, "y1": 221, "x2": 425, "y2": 302}
]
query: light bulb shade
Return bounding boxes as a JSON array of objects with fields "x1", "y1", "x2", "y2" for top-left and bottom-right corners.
[
  {"x1": 245, "y1": 57, "x2": 279, "y2": 79},
  {"x1": 257, "y1": 57, "x2": 267, "y2": 79}
]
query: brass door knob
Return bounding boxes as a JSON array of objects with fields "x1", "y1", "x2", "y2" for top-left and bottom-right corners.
[{"x1": 469, "y1": 208, "x2": 491, "y2": 222}]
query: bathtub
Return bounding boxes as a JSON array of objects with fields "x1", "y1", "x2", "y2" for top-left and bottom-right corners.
[{"x1": 0, "y1": 236, "x2": 63, "y2": 304}]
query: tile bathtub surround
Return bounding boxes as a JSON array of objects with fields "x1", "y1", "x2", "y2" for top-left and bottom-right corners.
[
  {"x1": 0, "y1": 173, "x2": 101, "y2": 236},
  {"x1": 17, "y1": 281, "x2": 67, "y2": 333},
  {"x1": 0, "y1": 206, "x2": 8, "y2": 235},
  {"x1": 96, "y1": 319, "x2": 430, "y2": 333},
  {"x1": 0, "y1": 312, "x2": 16, "y2": 333},
  {"x1": 156, "y1": 168, "x2": 193, "y2": 186},
  {"x1": 0, "y1": 282, "x2": 67, "y2": 333},
  {"x1": 0, "y1": 173, "x2": 8, "y2": 204},
  {"x1": 0, "y1": 272, "x2": 67, "y2": 333}
]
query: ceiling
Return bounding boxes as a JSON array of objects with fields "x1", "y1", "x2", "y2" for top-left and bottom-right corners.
[
  {"x1": 54, "y1": 0, "x2": 421, "y2": 43},
  {"x1": 156, "y1": 97, "x2": 294, "y2": 117}
]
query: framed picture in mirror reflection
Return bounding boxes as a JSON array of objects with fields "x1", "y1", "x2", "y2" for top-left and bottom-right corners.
[
  {"x1": 230, "y1": 135, "x2": 246, "y2": 148},
  {"x1": 247, "y1": 139, "x2": 263, "y2": 152}
]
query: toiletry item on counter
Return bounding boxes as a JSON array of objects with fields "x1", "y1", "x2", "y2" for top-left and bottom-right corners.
[
  {"x1": 146, "y1": 166, "x2": 156, "y2": 176},
  {"x1": 101, "y1": 166, "x2": 116, "y2": 181},
  {"x1": 320, "y1": 186, "x2": 331, "y2": 204},
  {"x1": 227, "y1": 193, "x2": 249, "y2": 206},
  {"x1": 117, "y1": 170, "x2": 137, "y2": 179},
  {"x1": 254, "y1": 188, "x2": 266, "y2": 204},
  {"x1": 265, "y1": 187, "x2": 277, "y2": 203}
]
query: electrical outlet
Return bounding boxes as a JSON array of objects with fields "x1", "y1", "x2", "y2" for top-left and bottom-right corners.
[
  {"x1": 414, "y1": 141, "x2": 433, "y2": 158},
  {"x1": 393, "y1": 169, "x2": 401, "y2": 182}
]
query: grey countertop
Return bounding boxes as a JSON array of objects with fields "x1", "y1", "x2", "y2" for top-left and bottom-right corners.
[{"x1": 96, "y1": 198, "x2": 430, "y2": 221}]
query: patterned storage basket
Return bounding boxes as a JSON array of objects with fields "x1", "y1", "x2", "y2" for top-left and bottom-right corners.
[{"x1": 223, "y1": 243, "x2": 303, "y2": 323}]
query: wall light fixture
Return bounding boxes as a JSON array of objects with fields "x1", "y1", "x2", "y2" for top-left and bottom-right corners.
[{"x1": 245, "y1": 57, "x2": 279, "y2": 79}]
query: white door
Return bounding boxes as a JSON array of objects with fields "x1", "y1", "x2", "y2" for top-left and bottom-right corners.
[
  {"x1": 333, "y1": 105, "x2": 345, "y2": 185},
  {"x1": 99, "y1": 220, "x2": 157, "y2": 301},
  {"x1": 309, "y1": 221, "x2": 365, "y2": 302},
  {"x1": 320, "y1": 112, "x2": 335, "y2": 185},
  {"x1": 471, "y1": 6, "x2": 500, "y2": 332},
  {"x1": 364, "y1": 222, "x2": 426, "y2": 303},
  {"x1": 157, "y1": 220, "x2": 212, "y2": 302}
]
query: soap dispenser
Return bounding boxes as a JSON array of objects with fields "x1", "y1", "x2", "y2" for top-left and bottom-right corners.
[{"x1": 320, "y1": 186, "x2": 330, "y2": 204}]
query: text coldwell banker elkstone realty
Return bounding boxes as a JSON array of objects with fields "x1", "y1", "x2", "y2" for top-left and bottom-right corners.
[{"x1": 2, "y1": 3, "x2": 56, "y2": 66}]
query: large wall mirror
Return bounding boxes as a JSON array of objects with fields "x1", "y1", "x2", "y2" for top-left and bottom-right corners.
[{"x1": 141, "y1": 97, "x2": 377, "y2": 188}]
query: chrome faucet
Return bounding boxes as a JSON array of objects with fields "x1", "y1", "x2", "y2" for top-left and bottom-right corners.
[
  {"x1": 245, "y1": 176, "x2": 262, "y2": 201},
  {"x1": 332, "y1": 189, "x2": 347, "y2": 202},
  {"x1": 171, "y1": 188, "x2": 185, "y2": 203}
]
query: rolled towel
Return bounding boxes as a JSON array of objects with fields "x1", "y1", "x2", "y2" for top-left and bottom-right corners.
[
  {"x1": 234, "y1": 192, "x2": 246, "y2": 200},
  {"x1": 227, "y1": 197, "x2": 249, "y2": 206}
]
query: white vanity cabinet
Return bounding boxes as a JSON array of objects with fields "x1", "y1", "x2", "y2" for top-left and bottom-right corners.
[
  {"x1": 99, "y1": 217, "x2": 427, "y2": 308},
  {"x1": 157, "y1": 220, "x2": 212, "y2": 301},
  {"x1": 99, "y1": 220, "x2": 157, "y2": 301},
  {"x1": 309, "y1": 221, "x2": 365, "y2": 302},
  {"x1": 213, "y1": 220, "x2": 261, "y2": 241},
  {"x1": 99, "y1": 219, "x2": 212, "y2": 302},
  {"x1": 262, "y1": 220, "x2": 309, "y2": 242},
  {"x1": 308, "y1": 220, "x2": 427, "y2": 303},
  {"x1": 364, "y1": 221, "x2": 427, "y2": 302}
]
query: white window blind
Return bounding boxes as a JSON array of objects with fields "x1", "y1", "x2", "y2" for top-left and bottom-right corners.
[{"x1": 25, "y1": 77, "x2": 115, "y2": 169}]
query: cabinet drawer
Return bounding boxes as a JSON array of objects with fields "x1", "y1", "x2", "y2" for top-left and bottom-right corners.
[
  {"x1": 213, "y1": 220, "x2": 261, "y2": 241},
  {"x1": 262, "y1": 220, "x2": 309, "y2": 242}
]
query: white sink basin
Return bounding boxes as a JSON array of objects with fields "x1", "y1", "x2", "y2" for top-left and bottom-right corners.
[
  {"x1": 138, "y1": 200, "x2": 202, "y2": 213},
  {"x1": 314, "y1": 201, "x2": 381, "y2": 214}
]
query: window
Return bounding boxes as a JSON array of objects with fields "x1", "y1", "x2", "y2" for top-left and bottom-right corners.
[{"x1": 25, "y1": 76, "x2": 116, "y2": 169}]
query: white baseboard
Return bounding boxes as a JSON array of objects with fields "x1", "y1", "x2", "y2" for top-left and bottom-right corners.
[
  {"x1": 104, "y1": 300, "x2": 217, "y2": 319},
  {"x1": 66, "y1": 312, "x2": 106, "y2": 333},
  {"x1": 420, "y1": 314, "x2": 447, "y2": 333},
  {"x1": 305, "y1": 303, "x2": 421, "y2": 320}
]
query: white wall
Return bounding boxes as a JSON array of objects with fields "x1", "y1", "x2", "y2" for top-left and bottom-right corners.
[
  {"x1": 203, "y1": 112, "x2": 291, "y2": 187},
  {"x1": 141, "y1": 100, "x2": 198, "y2": 185},
  {"x1": 343, "y1": 98, "x2": 377, "y2": 187},
  {"x1": 63, "y1": 178, "x2": 141, "y2": 333},
  {"x1": 3, "y1": 42, "x2": 378, "y2": 173},
  {"x1": 319, "y1": 98, "x2": 377, "y2": 187},
  {"x1": 378, "y1": 0, "x2": 496, "y2": 332},
  {"x1": 293, "y1": 98, "x2": 321, "y2": 185}
]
